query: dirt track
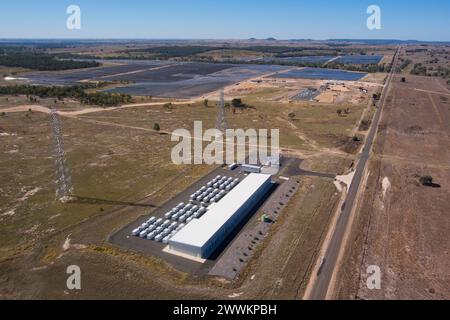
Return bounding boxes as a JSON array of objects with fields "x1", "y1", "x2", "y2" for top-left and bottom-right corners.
[{"x1": 0, "y1": 100, "x2": 197, "y2": 117}]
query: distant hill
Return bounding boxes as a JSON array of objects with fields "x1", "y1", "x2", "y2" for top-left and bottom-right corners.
[{"x1": 326, "y1": 39, "x2": 450, "y2": 45}]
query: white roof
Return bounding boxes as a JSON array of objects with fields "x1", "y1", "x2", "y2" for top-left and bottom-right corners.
[{"x1": 169, "y1": 173, "x2": 271, "y2": 249}]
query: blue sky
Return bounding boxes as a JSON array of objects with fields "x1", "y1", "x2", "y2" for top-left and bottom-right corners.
[{"x1": 1, "y1": 0, "x2": 449, "y2": 41}]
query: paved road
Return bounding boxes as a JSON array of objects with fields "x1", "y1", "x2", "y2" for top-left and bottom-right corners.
[
  {"x1": 282, "y1": 157, "x2": 336, "y2": 179},
  {"x1": 308, "y1": 47, "x2": 401, "y2": 300}
]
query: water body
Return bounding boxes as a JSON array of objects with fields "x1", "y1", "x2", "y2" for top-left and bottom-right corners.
[{"x1": 274, "y1": 67, "x2": 367, "y2": 81}]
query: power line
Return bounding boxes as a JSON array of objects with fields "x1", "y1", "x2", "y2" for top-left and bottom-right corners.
[{"x1": 50, "y1": 108, "x2": 74, "y2": 202}]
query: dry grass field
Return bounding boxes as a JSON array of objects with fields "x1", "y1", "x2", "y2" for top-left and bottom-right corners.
[
  {"x1": 336, "y1": 69, "x2": 450, "y2": 299},
  {"x1": 0, "y1": 86, "x2": 364, "y2": 298},
  {"x1": 0, "y1": 47, "x2": 387, "y2": 299}
]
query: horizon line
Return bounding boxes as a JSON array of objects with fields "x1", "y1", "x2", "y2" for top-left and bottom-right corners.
[{"x1": 0, "y1": 37, "x2": 449, "y2": 43}]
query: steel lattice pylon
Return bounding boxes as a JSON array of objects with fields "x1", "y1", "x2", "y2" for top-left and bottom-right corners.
[
  {"x1": 216, "y1": 89, "x2": 228, "y2": 133},
  {"x1": 50, "y1": 108, "x2": 74, "y2": 201}
]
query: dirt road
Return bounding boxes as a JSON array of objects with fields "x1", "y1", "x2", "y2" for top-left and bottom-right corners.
[{"x1": 0, "y1": 100, "x2": 198, "y2": 117}]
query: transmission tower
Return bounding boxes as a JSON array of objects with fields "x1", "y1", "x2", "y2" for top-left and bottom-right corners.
[
  {"x1": 216, "y1": 88, "x2": 228, "y2": 133},
  {"x1": 50, "y1": 108, "x2": 74, "y2": 202}
]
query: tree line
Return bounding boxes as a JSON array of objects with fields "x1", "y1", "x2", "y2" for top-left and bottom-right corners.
[
  {"x1": 0, "y1": 84, "x2": 132, "y2": 107},
  {"x1": 0, "y1": 49, "x2": 99, "y2": 71}
]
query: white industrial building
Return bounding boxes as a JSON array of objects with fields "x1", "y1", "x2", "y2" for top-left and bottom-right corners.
[{"x1": 168, "y1": 173, "x2": 272, "y2": 259}]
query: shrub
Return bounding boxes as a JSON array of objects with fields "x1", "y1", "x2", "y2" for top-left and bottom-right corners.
[
  {"x1": 232, "y1": 98, "x2": 244, "y2": 108},
  {"x1": 419, "y1": 175, "x2": 434, "y2": 186},
  {"x1": 163, "y1": 102, "x2": 173, "y2": 110}
]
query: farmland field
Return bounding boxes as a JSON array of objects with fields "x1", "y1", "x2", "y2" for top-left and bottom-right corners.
[{"x1": 336, "y1": 71, "x2": 450, "y2": 300}]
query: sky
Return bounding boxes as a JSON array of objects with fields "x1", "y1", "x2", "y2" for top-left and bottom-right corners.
[{"x1": 1, "y1": 0, "x2": 449, "y2": 41}]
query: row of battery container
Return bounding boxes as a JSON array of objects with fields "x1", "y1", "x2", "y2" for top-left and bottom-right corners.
[
  {"x1": 164, "y1": 202, "x2": 207, "y2": 222},
  {"x1": 131, "y1": 175, "x2": 240, "y2": 244},
  {"x1": 189, "y1": 175, "x2": 240, "y2": 205},
  {"x1": 131, "y1": 202, "x2": 208, "y2": 243},
  {"x1": 132, "y1": 216, "x2": 185, "y2": 244}
]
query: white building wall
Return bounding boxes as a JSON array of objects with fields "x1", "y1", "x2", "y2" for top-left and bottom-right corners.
[{"x1": 168, "y1": 174, "x2": 272, "y2": 259}]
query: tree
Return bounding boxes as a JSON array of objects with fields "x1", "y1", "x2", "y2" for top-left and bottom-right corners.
[
  {"x1": 153, "y1": 123, "x2": 161, "y2": 132},
  {"x1": 0, "y1": 49, "x2": 99, "y2": 71},
  {"x1": 203, "y1": 99, "x2": 209, "y2": 107},
  {"x1": 401, "y1": 77, "x2": 406, "y2": 82},
  {"x1": 419, "y1": 175, "x2": 434, "y2": 186},
  {"x1": 163, "y1": 102, "x2": 173, "y2": 110},
  {"x1": 0, "y1": 84, "x2": 131, "y2": 107},
  {"x1": 232, "y1": 98, "x2": 244, "y2": 109},
  {"x1": 1, "y1": 112, "x2": 5, "y2": 117}
]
